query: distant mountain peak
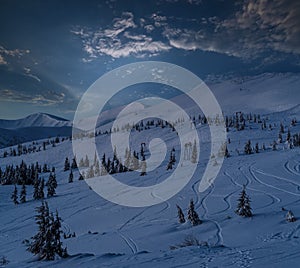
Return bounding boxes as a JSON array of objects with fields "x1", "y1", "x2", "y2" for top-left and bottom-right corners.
[{"x1": 0, "y1": 113, "x2": 71, "y2": 129}]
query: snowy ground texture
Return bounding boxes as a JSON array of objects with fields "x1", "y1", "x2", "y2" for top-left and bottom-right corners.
[{"x1": 1, "y1": 75, "x2": 300, "y2": 267}]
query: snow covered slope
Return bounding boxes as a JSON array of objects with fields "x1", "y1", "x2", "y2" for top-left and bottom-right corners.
[
  {"x1": 0, "y1": 114, "x2": 72, "y2": 148},
  {"x1": 206, "y1": 72, "x2": 300, "y2": 114},
  {"x1": 0, "y1": 113, "x2": 71, "y2": 129},
  {"x1": 0, "y1": 104, "x2": 300, "y2": 267}
]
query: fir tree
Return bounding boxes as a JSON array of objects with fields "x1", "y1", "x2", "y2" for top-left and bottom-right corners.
[
  {"x1": 38, "y1": 178, "x2": 45, "y2": 199},
  {"x1": 95, "y1": 160, "x2": 100, "y2": 176},
  {"x1": 28, "y1": 201, "x2": 47, "y2": 256},
  {"x1": 286, "y1": 210, "x2": 296, "y2": 222},
  {"x1": 71, "y1": 157, "x2": 78, "y2": 169},
  {"x1": 28, "y1": 202, "x2": 68, "y2": 260},
  {"x1": 84, "y1": 155, "x2": 90, "y2": 167},
  {"x1": 235, "y1": 185, "x2": 252, "y2": 217},
  {"x1": 280, "y1": 123, "x2": 285, "y2": 134},
  {"x1": 33, "y1": 178, "x2": 40, "y2": 200},
  {"x1": 176, "y1": 204, "x2": 186, "y2": 223},
  {"x1": 20, "y1": 183, "x2": 26, "y2": 203},
  {"x1": 78, "y1": 173, "x2": 84, "y2": 180},
  {"x1": 244, "y1": 140, "x2": 252, "y2": 154},
  {"x1": 68, "y1": 170, "x2": 73, "y2": 183},
  {"x1": 11, "y1": 185, "x2": 19, "y2": 205},
  {"x1": 287, "y1": 129, "x2": 291, "y2": 142},
  {"x1": 140, "y1": 157, "x2": 147, "y2": 176},
  {"x1": 47, "y1": 173, "x2": 57, "y2": 197},
  {"x1": 191, "y1": 140, "x2": 198, "y2": 163},
  {"x1": 187, "y1": 199, "x2": 201, "y2": 226},
  {"x1": 255, "y1": 143, "x2": 259, "y2": 153},
  {"x1": 64, "y1": 157, "x2": 70, "y2": 171}
]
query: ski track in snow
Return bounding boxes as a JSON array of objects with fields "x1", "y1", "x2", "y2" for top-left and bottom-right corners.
[
  {"x1": 255, "y1": 167, "x2": 300, "y2": 192},
  {"x1": 284, "y1": 161, "x2": 300, "y2": 177},
  {"x1": 249, "y1": 166, "x2": 300, "y2": 197},
  {"x1": 224, "y1": 168, "x2": 281, "y2": 210}
]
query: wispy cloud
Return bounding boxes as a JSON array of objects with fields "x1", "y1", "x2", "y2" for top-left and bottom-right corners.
[
  {"x1": 72, "y1": 12, "x2": 171, "y2": 59},
  {"x1": 0, "y1": 45, "x2": 30, "y2": 65},
  {"x1": 72, "y1": 0, "x2": 300, "y2": 62},
  {"x1": 0, "y1": 88, "x2": 65, "y2": 106},
  {"x1": 0, "y1": 54, "x2": 7, "y2": 65}
]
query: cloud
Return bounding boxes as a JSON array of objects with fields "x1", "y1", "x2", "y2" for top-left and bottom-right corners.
[
  {"x1": 73, "y1": 1, "x2": 300, "y2": 62},
  {"x1": 0, "y1": 45, "x2": 30, "y2": 65},
  {"x1": 160, "y1": 0, "x2": 300, "y2": 60},
  {"x1": 0, "y1": 55, "x2": 7, "y2": 65},
  {"x1": 0, "y1": 89, "x2": 65, "y2": 106},
  {"x1": 72, "y1": 12, "x2": 171, "y2": 59}
]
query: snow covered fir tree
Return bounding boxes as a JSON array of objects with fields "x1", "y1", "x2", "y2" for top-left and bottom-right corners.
[
  {"x1": 176, "y1": 205, "x2": 186, "y2": 224},
  {"x1": 187, "y1": 199, "x2": 201, "y2": 226},
  {"x1": 27, "y1": 201, "x2": 68, "y2": 260},
  {"x1": 235, "y1": 185, "x2": 253, "y2": 217}
]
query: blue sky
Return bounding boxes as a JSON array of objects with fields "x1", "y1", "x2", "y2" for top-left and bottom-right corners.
[{"x1": 0, "y1": 0, "x2": 300, "y2": 119}]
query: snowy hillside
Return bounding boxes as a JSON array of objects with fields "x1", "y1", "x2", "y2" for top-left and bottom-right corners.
[
  {"x1": 206, "y1": 73, "x2": 300, "y2": 114},
  {"x1": 0, "y1": 113, "x2": 71, "y2": 129},
  {"x1": 0, "y1": 114, "x2": 72, "y2": 148},
  {"x1": 0, "y1": 101, "x2": 300, "y2": 267}
]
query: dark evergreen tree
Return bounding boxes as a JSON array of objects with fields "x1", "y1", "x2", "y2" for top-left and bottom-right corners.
[
  {"x1": 20, "y1": 183, "x2": 26, "y2": 203},
  {"x1": 33, "y1": 178, "x2": 40, "y2": 200},
  {"x1": 38, "y1": 178, "x2": 45, "y2": 199},
  {"x1": 11, "y1": 185, "x2": 19, "y2": 205},
  {"x1": 140, "y1": 157, "x2": 147, "y2": 176},
  {"x1": 280, "y1": 123, "x2": 285, "y2": 134},
  {"x1": 187, "y1": 199, "x2": 201, "y2": 226},
  {"x1": 68, "y1": 170, "x2": 73, "y2": 183},
  {"x1": 28, "y1": 202, "x2": 47, "y2": 256},
  {"x1": 244, "y1": 140, "x2": 252, "y2": 155},
  {"x1": 286, "y1": 210, "x2": 296, "y2": 222},
  {"x1": 176, "y1": 204, "x2": 186, "y2": 223},
  {"x1": 64, "y1": 157, "x2": 70, "y2": 171},
  {"x1": 287, "y1": 128, "x2": 291, "y2": 142},
  {"x1": 28, "y1": 202, "x2": 68, "y2": 260},
  {"x1": 272, "y1": 141, "x2": 277, "y2": 151},
  {"x1": 255, "y1": 143, "x2": 259, "y2": 153},
  {"x1": 235, "y1": 185, "x2": 252, "y2": 217},
  {"x1": 47, "y1": 173, "x2": 57, "y2": 197},
  {"x1": 71, "y1": 157, "x2": 78, "y2": 169}
]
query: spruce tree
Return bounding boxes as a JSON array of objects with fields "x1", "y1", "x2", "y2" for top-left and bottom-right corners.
[
  {"x1": 84, "y1": 155, "x2": 89, "y2": 167},
  {"x1": 64, "y1": 157, "x2": 70, "y2": 171},
  {"x1": 38, "y1": 178, "x2": 45, "y2": 199},
  {"x1": 20, "y1": 183, "x2": 26, "y2": 203},
  {"x1": 68, "y1": 170, "x2": 73, "y2": 183},
  {"x1": 255, "y1": 143, "x2": 259, "y2": 153},
  {"x1": 244, "y1": 140, "x2": 252, "y2": 155},
  {"x1": 47, "y1": 173, "x2": 57, "y2": 197},
  {"x1": 187, "y1": 199, "x2": 201, "y2": 226},
  {"x1": 11, "y1": 185, "x2": 19, "y2": 205},
  {"x1": 176, "y1": 204, "x2": 186, "y2": 223},
  {"x1": 33, "y1": 178, "x2": 40, "y2": 200},
  {"x1": 140, "y1": 157, "x2": 147, "y2": 176},
  {"x1": 191, "y1": 140, "x2": 198, "y2": 163},
  {"x1": 28, "y1": 202, "x2": 68, "y2": 260},
  {"x1": 71, "y1": 157, "x2": 78, "y2": 169},
  {"x1": 235, "y1": 185, "x2": 252, "y2": 217},
  {"x1": 95, "y1": 160, "x2": 100, "y2": 176},
  {"x1": 286, "y1": 210, "x2": 296, "y2": 222},
  {"x1": 28, "y1": 201, "x2": 47, "y2": 256}
]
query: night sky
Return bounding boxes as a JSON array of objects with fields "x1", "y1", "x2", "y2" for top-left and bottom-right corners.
[{"x1": 1, "y1": 0, "x2": 300, "y2": 119}]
